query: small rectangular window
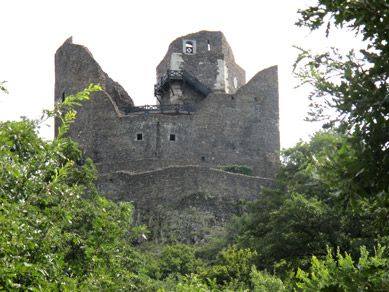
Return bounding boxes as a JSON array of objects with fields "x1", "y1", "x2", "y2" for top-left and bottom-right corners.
[
  {"x1": 136, "y1": 133, "x2": 143, "y2": 140},
  {"x1": 186, "y1": 42, "x2": 193, "y2": 54},
  {"x1": 183, "y1": 39, "x2": 196, "y2": 54},
  {"x1": 170, "y1": 134, "x2": 176, "y2": 141}
]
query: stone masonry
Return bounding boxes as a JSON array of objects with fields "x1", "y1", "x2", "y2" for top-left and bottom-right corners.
[{"x1": 54, "y1": 31, "x2": 280, "y2": 242}]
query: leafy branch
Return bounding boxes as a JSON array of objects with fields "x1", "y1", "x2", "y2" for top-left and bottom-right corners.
[{"x1": 0, "y1": 80, "x2": 8, "y2": 94}]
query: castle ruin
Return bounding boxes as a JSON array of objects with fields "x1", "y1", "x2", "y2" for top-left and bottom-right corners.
[{"x1": 55, "y1": 31, "x2": 280, "y2": 243}]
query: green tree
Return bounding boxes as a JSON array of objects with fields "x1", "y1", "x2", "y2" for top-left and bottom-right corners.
[
  {"x1": 233, "y1": 133, "x2": 339, "y2": 264},
  {"x1": 250, "y1": 266, "x2": 286, "y2": 292},
  {"x1": 199, "y1": 245, "x2": 257, "y2": 287},
  {"x1": 221, "y1": 131, "x2": 378, "y2": 280},
  {"x1": 294, "y1": 0, "x2": 389, "y2": 232},
  {"x1": 0, "y1": 85, "x2": 148, "y2": 291},
  {"x1": 289, "y1": 2, "x2": 389, "y2": 290},
  {"x1": 157, "y1": 266, "x2": 286, "y2": 292},
  {"x1": 295, "y1": 245, "x2": 389, "y2": 292},
  {"x1": 158, "y1": 244, "x2": 203, "y2": 279}
]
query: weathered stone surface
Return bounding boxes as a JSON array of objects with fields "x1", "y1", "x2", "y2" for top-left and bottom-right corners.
[
  {"x1": 54, "y1": 31, "x2": 280, "y2": 243},
  {"x1": 157, "y1": 31, "x2": 246, "y2": 94},
  {"x1": 55, "y1": 37, "x2": 133, "y2": 115},
  {"x1": 97, "y1": 165, "x2": 272, "y2": 214},
  {"x1": 97, "y1": 165, "x2": 272, "y2": 244}
]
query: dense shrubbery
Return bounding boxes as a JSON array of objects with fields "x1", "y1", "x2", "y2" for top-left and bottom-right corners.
[
  {"x1": 295, "y1": 245, "x2": 389, "y2": 292},
  {"x1": 0, "y1": 86, "x2": 148, "y2": 291}
]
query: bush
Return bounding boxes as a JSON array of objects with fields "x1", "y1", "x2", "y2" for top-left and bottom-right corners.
[
  {"x1": 199, "y1": 245, "x2": 257, "y2": 286},
  {"x1": 295, "y1": 245, "x2": 389, "y2": 292},
  {"x1": 250, "y1": 266, "x2": 286, "y2": 292},
  {"x1": 158, "y1": 244, "x2": 203, "y2": 279}
]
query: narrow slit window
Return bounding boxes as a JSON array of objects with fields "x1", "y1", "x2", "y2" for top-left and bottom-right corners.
[
  {"x1": 207, "y1": 40, "x2": 211, "y2": 51},
  {"x1": 170, "y1": 134, "x2": 176, "y2": 141},
  {"x1": 136, "y1": 133, "x2": 143, "y2": 141}
]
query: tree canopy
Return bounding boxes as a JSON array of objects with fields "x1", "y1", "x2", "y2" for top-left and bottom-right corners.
[
  {"x1": 294, "y1": 0, "x2": 389, "y2": 233},
  {"x1": 0, "y1": 85, "x2": 149, "y2": 291}
]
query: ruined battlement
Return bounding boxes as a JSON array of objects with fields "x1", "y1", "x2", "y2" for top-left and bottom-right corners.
[{"x1": 54, "y1": 31, "x2": 280, "y2": 242}]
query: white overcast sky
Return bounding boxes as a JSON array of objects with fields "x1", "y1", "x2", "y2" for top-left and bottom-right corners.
[{"x1": 0, "y1": 0, "x2": 364, "y2": 149}]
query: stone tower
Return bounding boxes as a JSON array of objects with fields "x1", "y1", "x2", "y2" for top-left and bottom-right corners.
[
  {"x1": 54, "y1": 31, "x2": 280, "y2": 243},
  {"x1": 155, "y1": 31, "x2": 245, "y2": 105}
]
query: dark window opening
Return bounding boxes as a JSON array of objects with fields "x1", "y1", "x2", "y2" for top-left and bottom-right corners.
[
  {"x1": 208, "y1": 40, "x2": 211, "y2": 51},
  {"x1": 201, "y1": 156, "x2": 205, "y2": 161},
  {"x1": 62, "y1": 91, "x2": 65, "y2": 102},
  {"x1": 170, "y1": 134, "x2": 176, "y2": 141},
  {"x1": 231, "y1": 96, "x2": 234, "y2": 100},
  {"x1": 136, "y1": 133, "x2": 143, "y2": 140},
  {"x1": 185, "y1": 41, "x2": 194, "y2": 54}
]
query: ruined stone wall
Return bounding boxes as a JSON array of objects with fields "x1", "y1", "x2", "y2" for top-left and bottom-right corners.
[
  {"x1": 54, "y1": 37, "x2": 279, "y2": 178},
  {"x1": 96, "y1": 165, "x2": 273, "y2": 219},
  {"x1": 54, "y1": 34, "x2": 280, "y2": 243},
  {"x1": 76, "y1": 71, "x2": 279, "y2": 177},
  {"x1": 96, "y1": 165, "x2": 273, "y2": 244}
]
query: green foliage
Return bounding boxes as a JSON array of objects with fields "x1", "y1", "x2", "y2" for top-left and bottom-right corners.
[
  {"x1": 277, "y1": 131, "x2": 341, "y2": 202},
  {"x1": 43, "y1": 83, "x2": 101, "y2": 138},
  {"x1": 156, "y1": 266, "x2": 286, "y2": 292},
  {"x1": 294, "y1": 0, "x2": 389, "y2": 232},
  {"x1": 216, "y1": 131, "x2": 380, "y2": 283},
  {"x1": 0, "y1": 80, "x2": 8, "y2": 94},
  {"x1": 295, "y1": 245, "x2": 389, "y2": 292},
  {"x1": 231, "y1": 133, "x2": 336, "y2": 256},
  {"x1": 280, "y1": 2, "x2": 389, "y2": 290},
  {"x1": 250, "y1": 266, "x2": 286, "y2": 292},
  {"x1": 1, "y1": 2, "x2": 387, "y2": 289},
  {"x1": 159, "y1": 274, "x2": 212, "y2": 292},
  {"x1": 263, "y1": 193, "x2": 341, "y2": 266},
  {"x1": 158, "y1": 244, "x2": 203, "y2": 279},
  {"x1": 154, "y1": 245, "x2": 261, "y2": 291},
  {"x1": 220, "y1": 165, "x2": 253, "y2": 176},
  {"x1": 199, "y1": 245, "x2": 257, "y2": 286},
  {"x1": 0, "y1": 84, "x2": 148, "y2": 291},
  {"x1": 154, "y1": 2, "x2": 389, "y2": 290}
]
